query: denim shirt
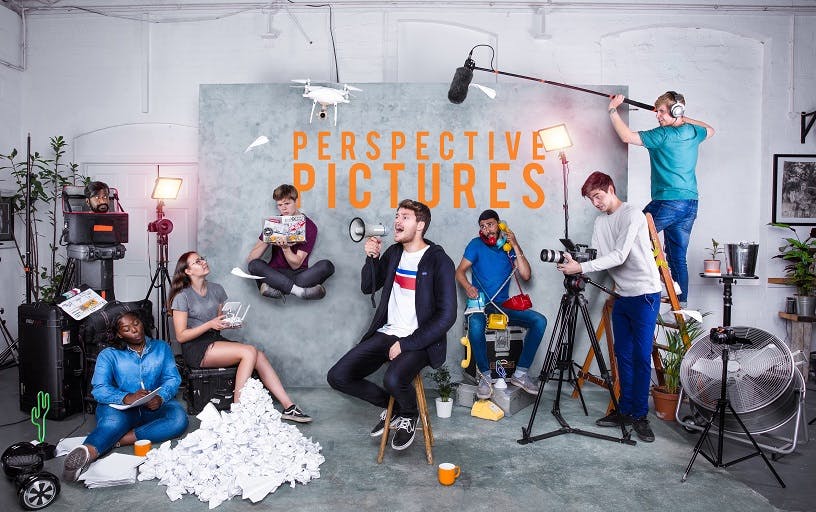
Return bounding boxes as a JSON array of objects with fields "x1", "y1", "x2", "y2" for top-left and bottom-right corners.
[{"x1": 91, "y1": 337, "x2": 181, "y2": 406}]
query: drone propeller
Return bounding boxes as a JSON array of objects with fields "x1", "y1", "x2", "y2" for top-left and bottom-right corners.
[
  {"x1": 345, "y1": 85, "x2": 363, "y2": 92},
  {"x1": 291, "y1": 79, "x2": 310, "y2": 84}
]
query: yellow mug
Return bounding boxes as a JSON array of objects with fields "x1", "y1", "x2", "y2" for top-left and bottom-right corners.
[
  {"x1": 134, "y1": 439, "x2": 152, "y2": 457},
  {"x1": 437, "y1": 462, "x2": 461, "y2": 486}
]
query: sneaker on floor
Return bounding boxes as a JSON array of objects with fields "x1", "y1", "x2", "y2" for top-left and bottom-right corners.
[
  {"x1": 391, "y1": 415, "x2": 417, "y2": 451},
  {"x1": 281, "y1": 404, "x2": 312, "y2": 423},
  {"x1": 370, "y1": 409, "x2": 401, "y2": 438},
  {"x1": 62, "y1": 444, "x2": 91, "y2": 482},
  {"x1": 476, "y1": 371, "x2": 493, "y2": 400},
  {"x1": 259, "y1": 283, "x2": 284, "y2": 300},
  {"x1": 595, "y1": 410, "x2": 633, "y2": 428},
  {"x1": 302, "y1": 284, "x2": 326, "y2": 300},
  {"x1": 632, "y1": 417, "x2": 655, "y2": 443},
  {"x1": 510, "y1": 373, "x2": 540, "y2": 395}
]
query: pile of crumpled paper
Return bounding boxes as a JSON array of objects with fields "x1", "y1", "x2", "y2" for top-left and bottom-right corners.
[{"x1": 138, "y1": 378, "x2": 324, "y2": 509}]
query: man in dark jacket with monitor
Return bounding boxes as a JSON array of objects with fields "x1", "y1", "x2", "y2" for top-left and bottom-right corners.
[{"x1": 328, "y1": 199, "x2": 457, "y2": 451}]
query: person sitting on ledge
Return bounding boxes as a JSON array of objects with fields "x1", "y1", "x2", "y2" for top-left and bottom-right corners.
[
  {"x1": 62, "y1": 310, "x2": 188, "y2": 482},
  {"x1": 169, "y1": 250, "x2": 311, "y2": 422},
  {"x1": 84, "y1": 181, "x2": 111, "y2": 213},
  {"x1": 246, "y1": 184, "x2": 334, "y2": 301}
]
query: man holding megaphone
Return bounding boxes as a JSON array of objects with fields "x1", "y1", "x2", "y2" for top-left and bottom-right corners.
[
  {"x1": 328, "y1": 199, "x2": 456, "y2": 452},
  {"x1": 455, "y1": 209, "x2": 548, "y2": 401}
]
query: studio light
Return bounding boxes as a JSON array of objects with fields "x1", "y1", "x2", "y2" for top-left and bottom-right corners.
[
  {"x1": 151, "y1": 177, "x2": 183, "y2": 200},
  {"x1": 538, "y1": 123, "x2": 574, "y2": 240},
  {"x1": 537, "y1": 123, "x2": 572, "y2": 153}
]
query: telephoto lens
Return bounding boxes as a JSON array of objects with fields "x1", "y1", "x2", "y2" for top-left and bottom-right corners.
[{"x1": 540, "y1": 249, "x2": 567, "y2": 264}]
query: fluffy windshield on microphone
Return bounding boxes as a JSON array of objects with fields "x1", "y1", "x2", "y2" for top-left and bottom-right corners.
[{"x1": 447, "y1": 65, "x2": 474, "y2": 104}]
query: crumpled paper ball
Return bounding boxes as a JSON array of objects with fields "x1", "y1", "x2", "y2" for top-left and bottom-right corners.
[{"x1": 138, "y1": 378, "x2": 324, "y2": 508}]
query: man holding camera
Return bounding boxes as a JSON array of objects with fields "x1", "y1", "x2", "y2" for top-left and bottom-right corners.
[
  {"x1": 246, "y1": 184, "x2": 334, "y2": 301},
  {"x1": 608, "y1": 92, "x2": 714, "y2": 309},
  {"x1": 455, "y1": 209, "x2": 547, "y2": 400},
  {"x1": 327, "y1": 199, "x2": 456, "y2": 451},
  {"x1": 557, "y1": 172, "x2": 661, "y2": 443}
]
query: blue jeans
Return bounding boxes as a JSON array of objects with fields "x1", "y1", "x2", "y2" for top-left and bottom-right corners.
[
  {"x1": 84, "y1": 400, "x2": 188, "y2": 456},
  {"x1": 467, "y1": 305, "x2": 547, "y2": 374},
  {"x1": 611, "y1": 293, "x2": 660, "y2": 419},
  {"x1": 643, "y1": 200, "x2": 697, "y2": 303}
]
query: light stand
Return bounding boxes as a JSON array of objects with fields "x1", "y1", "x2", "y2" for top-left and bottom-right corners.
[
  {"x1": 143, "y1": 176, "x2": 182, "y2": 342},
  {"x1": 538, "y1": 124, "x2": 573, "y2": 240},
  {"x1": 0, "y1": 306, "x2": 19, "y2": 369}
]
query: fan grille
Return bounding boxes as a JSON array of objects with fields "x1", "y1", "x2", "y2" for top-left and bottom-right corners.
[{"x1": 680, "y1": 326, "x2": 793, "y2": 414}]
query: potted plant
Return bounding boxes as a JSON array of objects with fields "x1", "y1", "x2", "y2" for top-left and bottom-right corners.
[
  {"x1": 430, "y1": 364, "x2": 455, "y2": 418},
  {"x1": 652, "y1": 314, "x2": 708, "y2": 421},
  {"x1": 704, "y1": 238, "x2": 723, "y2": 275},
  {"x1": 770, "y1": 223, "x2": 816, "y2": 316}
]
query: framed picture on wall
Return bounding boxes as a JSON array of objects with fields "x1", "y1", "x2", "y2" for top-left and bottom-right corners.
[
  {"x1": 0, "y1": 196, "x2": 14, "y2": 242},
  {"x1": 772, "y1": 154, "x2": 816, "y2": 225}
]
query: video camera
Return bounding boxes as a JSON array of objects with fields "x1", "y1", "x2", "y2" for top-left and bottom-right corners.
[
  {"x1": 540, "y1": 238, "x2": 597, "y2": 265},
  {"x1": 61, "y1": 185, "x2": 128, "y2": 261},
  {"x1": 709, "y1": 326, "x2": 751, "y2": 346}
]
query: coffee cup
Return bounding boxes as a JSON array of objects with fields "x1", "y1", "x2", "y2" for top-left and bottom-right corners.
[
  {"x1": 134, "y1": 439, "x2": 152, "y2": 456},
  {"x1": 437, "y1": 462, "x2": 461, "y2": 486}
]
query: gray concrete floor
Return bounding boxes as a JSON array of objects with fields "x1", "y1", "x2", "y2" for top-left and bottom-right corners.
[{"x1": 0, "y1": 365, "x2": 813, "y2": 512}]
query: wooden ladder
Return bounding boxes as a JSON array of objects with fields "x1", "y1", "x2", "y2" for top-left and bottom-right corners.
[{"x1": 572, "y1": 212, "x2": 689, "y2": 408}]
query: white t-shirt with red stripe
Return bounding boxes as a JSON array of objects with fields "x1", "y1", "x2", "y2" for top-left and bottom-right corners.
[{"x1": 378, "y1": 245, "x2": 429, "y2": 338}]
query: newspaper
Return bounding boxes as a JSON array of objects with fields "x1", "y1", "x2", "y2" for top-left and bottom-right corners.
[
  {"x1": 261, "y1": 214, "x2": 306, "y2": 244},
  {"x1": 57, "y1": 287, "x2": 107, "y2": 320}
]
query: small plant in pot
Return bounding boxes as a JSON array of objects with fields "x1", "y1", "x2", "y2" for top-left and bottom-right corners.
[
  {"x1": 430, "y1": 365, "x2": 455, "y2": 418},
  {"x1": 704, "y1": 238, "x2": 723, "y2": 275},
  {"x1": 652, "y1": 313, "x2": 708, "y2": 421},
  {"x1": 770, "y1": 223, "x2": 816, "y2": 317}
]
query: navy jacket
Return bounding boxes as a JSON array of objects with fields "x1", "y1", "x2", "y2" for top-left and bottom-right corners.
[{"x1": 360, "y1": 240, "x2": 457, "y2": 369}]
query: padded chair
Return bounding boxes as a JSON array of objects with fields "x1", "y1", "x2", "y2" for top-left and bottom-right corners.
[{"x1": 377, "y1": 375, "x2": 434, "y2": 464}]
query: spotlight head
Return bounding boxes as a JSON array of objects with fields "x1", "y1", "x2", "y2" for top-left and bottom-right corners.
[{"x1": 147, "y1": 218, "x2": 174, "y2": 236}]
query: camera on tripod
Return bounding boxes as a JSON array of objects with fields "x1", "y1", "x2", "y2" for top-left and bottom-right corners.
[
  {"x1": 540, "y1": 238, "x2": 597, "y2": 264},
  {"x1": 709, "y1": 326, "x2": 751, "y2": 346}
]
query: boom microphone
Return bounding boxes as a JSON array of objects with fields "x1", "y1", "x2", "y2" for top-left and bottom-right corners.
[
  {"x1": 447, "y1": 57, "x2": 475, "y2": 104},
  {"x1": 348, "y1": 217, "x2": 390, "y2": 243}
]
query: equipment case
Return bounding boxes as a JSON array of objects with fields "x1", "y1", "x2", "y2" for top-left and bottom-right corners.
[
  {"x1": 182, "y1": 365, "x2": 237, "y2": 415},
  {"x1": 463, "y1": 324, "x2": 527, "y2": 380},
  {"x1": 18, "y1": 302, "x2": 84, "y2": 420}
]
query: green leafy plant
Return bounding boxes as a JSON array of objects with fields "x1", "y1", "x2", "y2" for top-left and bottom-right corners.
[
  {"x1": 430, "y1": 364, "x2": 454, "y2": 402},
  {"x1": 770, "y1": 223, "x2": 816, "y2": 297},
  {"x1": 705, "y1": 238, "x2": 723, "y2": 260},
  {"x1": 658, "y1": 313, "x2": 709, "y2": 394},
  {"x1": 1, "y1": 136, "x2": 80, "y2": 302}
]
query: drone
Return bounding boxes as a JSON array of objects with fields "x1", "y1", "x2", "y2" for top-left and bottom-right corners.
[{"x1": 292, "y1": 79, "x2": 362, "y2": 126}]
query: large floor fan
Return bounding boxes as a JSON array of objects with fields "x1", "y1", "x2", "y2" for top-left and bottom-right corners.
[
  {"x1": 680, "y1": 326, "x2": 804, "y2": 437},
  {"x1": 678, "y1": 326, "x2": 794, "y2": 487}
]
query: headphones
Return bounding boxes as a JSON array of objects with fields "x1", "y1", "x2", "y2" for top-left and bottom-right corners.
[{"x1": 667, "y1": 90, "x2": 685, "y2": 118}]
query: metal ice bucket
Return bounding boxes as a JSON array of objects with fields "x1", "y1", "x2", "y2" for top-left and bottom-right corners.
[{"x1": 724, "y1": 242, "x2": 759, "y2": 277}]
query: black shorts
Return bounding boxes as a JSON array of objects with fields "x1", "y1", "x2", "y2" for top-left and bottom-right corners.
[{"x1": 181, "y1": 330, "x2": 230, "y2": 368}]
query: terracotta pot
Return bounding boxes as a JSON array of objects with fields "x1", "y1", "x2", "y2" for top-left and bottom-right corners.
[
  {"x1": 703, "y1": 259, "x2": 722, "y2": 275},
  {"x1": 651, "y1": 386, "x2": 679, "y2": 421}
]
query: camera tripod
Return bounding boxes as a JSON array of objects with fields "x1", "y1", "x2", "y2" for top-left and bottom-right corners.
[
  {"x1": 0, "y1": 307, "x2": 19, "y2": 370},
  {"x1": 144, "y1": 229, "x2": 172, "y2": 341},
  {"x1": 681, "y1": 341, "x2": 785, "y2": 487},
  {"x1": 518, "y1": 273, "x2": 635, "y2": 446}
]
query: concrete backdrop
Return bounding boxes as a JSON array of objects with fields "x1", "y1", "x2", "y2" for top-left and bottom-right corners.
[{"x1": 198, "y1": 82, "x2": 628, "y2": 386}]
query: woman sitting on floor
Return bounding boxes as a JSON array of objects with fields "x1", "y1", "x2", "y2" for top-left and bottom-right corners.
[
  {"x1": 167, "y1": 250, "x2": 311, "y2": 422},
  {"x1": 62, "y1": 310, "x2": 188, "y2": 482}
]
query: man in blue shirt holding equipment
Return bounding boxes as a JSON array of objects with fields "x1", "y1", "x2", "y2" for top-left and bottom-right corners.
[
  {"x1": 608, "y1": 92, "x2": 714, "y2": 308},
  {"x1": 455, "y1": 209, "x2": 547, "y2": 401}
]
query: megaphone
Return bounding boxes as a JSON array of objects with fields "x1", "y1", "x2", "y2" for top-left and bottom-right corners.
[{"x1": 348, "y1": 217, "x2": 390, "y2": 243}]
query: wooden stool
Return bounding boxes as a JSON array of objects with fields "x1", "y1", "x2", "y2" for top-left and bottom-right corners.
[{"x1": 377, "y1": 375, "x2": 434, "y2": 464}]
